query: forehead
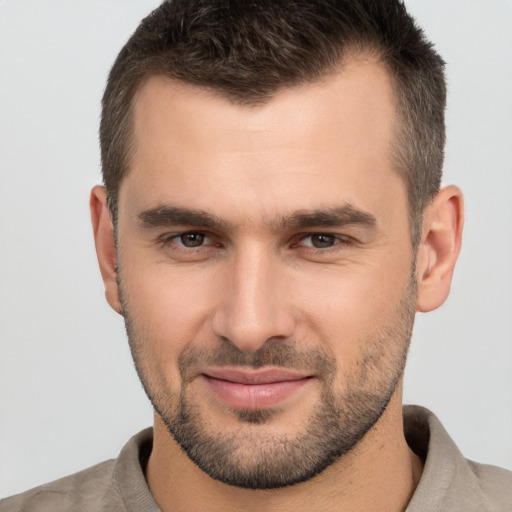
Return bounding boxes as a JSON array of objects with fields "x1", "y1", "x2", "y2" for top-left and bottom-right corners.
[{"x1": 120, "y1": 57, "x2": 405, "y2": 228}]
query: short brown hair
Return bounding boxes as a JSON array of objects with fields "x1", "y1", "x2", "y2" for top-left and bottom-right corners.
[{"x1": 100, "y1": 0, "x2": 446, "y2": 244}]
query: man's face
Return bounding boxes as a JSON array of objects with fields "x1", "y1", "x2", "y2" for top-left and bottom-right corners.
[{"x1": 115, "y1": 57, "x2": 417, "y2": 488}]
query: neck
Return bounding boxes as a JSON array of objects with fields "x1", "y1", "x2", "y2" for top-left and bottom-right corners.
[{"x1": 146, "y1": 386, "x2": 423, "y2": 512}]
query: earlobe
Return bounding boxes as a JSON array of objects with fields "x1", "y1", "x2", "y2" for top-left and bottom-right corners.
[
  {"x1": 416, "y1": 185, "x2": 464, "y2": 313},
  {"x1": 90, "y1": 185, "x2": 123, "y2": 315}
]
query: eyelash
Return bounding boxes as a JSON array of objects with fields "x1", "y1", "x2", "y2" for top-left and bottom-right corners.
[
  {"x1": 159, "y1": 232, "x2": 217, "y2": 249},
  {"x1": 158, "y1": 231, "x2": 353, "y2": 251},
  {"x1": 294, "y1": 233, "x2": 352, "y2": 250}
]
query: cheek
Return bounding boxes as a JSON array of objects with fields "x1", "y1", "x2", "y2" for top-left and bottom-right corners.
[
  {"x1": 120, "y1": 258, "x2": 220, "y2": 353},
  {"x1": 120, "y1": 269, "x2": 211, "y2": 397},
  {"x1": 292, "y1": 257, "x2": 413, "y2": 362}
]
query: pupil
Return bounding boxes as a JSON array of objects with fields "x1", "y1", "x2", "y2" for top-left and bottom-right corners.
[
  {"x1": 181, "y1": 233, "x2": 204, "y2": 247},
  {"x1": 312, "y1": 234, "x2": 335, "y2": 248}
]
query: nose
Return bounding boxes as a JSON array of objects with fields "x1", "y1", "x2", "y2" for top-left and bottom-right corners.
[{"x1": 212, "y1": 246, "x2": 296, "y2": 352}]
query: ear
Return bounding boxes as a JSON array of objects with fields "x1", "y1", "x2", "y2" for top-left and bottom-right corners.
[
  {"x1": 415, "y1": 185, "x2": 464, "y2": 312},
  {"x1": 90, "y1": 185, "x2": 123, "y2": 315}
]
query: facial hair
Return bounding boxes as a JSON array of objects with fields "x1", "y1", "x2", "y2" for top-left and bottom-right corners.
[{"x1": 120, "y1": 275, "x2": 417, "y2": 490}]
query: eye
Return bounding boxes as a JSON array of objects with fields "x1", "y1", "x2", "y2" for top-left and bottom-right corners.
[
  {"x1": 300, "y1": 233, "x2": 344, "y2": 249},
  {"x1": 175, "y1": 232, "x2": 208, "y2": 248},
  {"x1": 157, "y1": 231, "x2": 222, "y2": 262}
]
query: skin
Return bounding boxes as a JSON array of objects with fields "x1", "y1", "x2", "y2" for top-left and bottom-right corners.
[{"x1": 91, "y1": 55, "x2": 463, "y2": 511}]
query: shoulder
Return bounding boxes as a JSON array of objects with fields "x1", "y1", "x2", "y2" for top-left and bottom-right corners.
[
  {"x1": 466, "y1": 459, "x2": 512, "y2": 509},
  {"x1": 0, "y1": 428, "x2": 156, "y2": 512},
  {"x1": 404, "y1": 405, "x2": 512, "y2": 512},
  {"x1": 0, "y1": 459, "x2": 120, "y2": 512}
]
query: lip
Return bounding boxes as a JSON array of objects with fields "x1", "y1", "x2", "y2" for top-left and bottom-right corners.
[
  {"x1": 200, "y1": 367, "x2": 313, "y2": 409},
  {"x1": 203, "y1": 367, "x2": 310, "y2": 384}
]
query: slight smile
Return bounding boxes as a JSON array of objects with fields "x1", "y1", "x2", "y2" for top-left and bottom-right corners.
[{"x1": 200, "y1": 368, "x2": 314, "y2": 409}]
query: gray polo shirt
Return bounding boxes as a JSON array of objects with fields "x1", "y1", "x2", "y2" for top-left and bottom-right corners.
[{"x1": 1, "y1": 406, "x2": 511, "y2": 511}]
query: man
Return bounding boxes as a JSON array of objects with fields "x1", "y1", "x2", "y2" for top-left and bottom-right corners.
[{"x1": 1, "y1": 0, "x2": 510, "y2": 510}]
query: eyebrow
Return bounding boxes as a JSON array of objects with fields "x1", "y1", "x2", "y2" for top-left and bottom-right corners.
[
  {"x1": 138, "y1": 204, "x2": 376, "y2": 231},
  {"x1": 138, "y1": 206, "x2": 231, "y2": 230},
  {"x1": 275, "y1": 205, "x2": 377, "y2": 230}
]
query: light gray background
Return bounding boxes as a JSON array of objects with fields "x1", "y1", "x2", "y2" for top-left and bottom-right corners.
[{"x1": 1, "y1": 0, "x2": 511, "y2": 499}]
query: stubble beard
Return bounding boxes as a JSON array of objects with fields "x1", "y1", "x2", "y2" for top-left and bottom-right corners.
[{"x1": 120, "y1": 276, "x2": 417, "y2": 490}]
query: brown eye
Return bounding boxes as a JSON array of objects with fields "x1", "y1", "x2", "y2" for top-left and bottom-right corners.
[{"x1": 179, "y1": 232, "x2": 205, "y2": 247}]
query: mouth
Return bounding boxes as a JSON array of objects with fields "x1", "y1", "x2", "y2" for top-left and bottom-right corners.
[{"x1": 200, "y1": 367, "x2": 314, "y2": 410}]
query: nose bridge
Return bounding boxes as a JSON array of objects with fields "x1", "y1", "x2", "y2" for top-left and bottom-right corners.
[{"x1": 212, "y1": 241, "x2": 294, "y2": 351}]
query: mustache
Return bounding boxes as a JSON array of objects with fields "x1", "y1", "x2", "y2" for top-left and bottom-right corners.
[{"x1": 178, "y1": 338, "x2": 337, "y2": 383}]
